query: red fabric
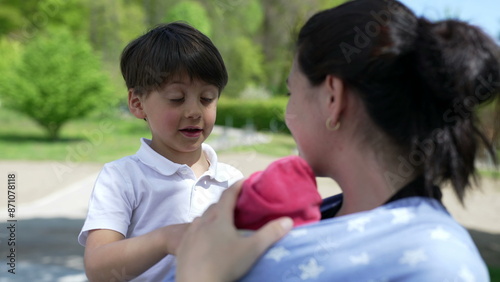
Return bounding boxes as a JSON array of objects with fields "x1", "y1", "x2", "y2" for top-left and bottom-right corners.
[{"x1": 234, "y1": 156, "x2": 322, "y2": 230}]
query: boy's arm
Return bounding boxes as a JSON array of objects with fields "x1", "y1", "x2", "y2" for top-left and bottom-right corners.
[{"x1": 84, "y1": 223, "x2": 188, "y2": 282}]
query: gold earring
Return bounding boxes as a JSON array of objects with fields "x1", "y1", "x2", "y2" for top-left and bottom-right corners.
[{"x1": 326, "y1": 117, "x2": 340, "y2": 131}]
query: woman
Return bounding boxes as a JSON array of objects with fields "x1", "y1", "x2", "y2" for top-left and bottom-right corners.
[{"x1": 174, "y1": 0, "x2": 500, "y2": 281}]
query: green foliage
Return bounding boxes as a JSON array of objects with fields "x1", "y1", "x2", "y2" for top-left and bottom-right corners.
[
  {"x1": 1, "y1": 0, "x2": 350, "y2": 100},
  {"x1": 223, "y1": 37, "x2": 266, "y2": 97},
  {"x1": 164, "y1": 1, "x2": 212, "y2": 37},
  {"x1": 0, "y1": 5, "x2": 24, "y2": 35},
  {"x1": 0, "y1": 0, "x2": 37, "y2": 36},
  {"x1": 0, "y1": 38, "x2": 23, "y2": 72},
  {"x1": 489, "y1": 266, "x2": 500, "y2": 282},
  {"x1": 207, "y1": 0, "x2": 263, "y2": 35},
  {"x1": 204, "y1": 0, "x2": 266, "y2": 97},
  {"x1": 216, "y1": 98, "x2": 290, "y2": 134},
  {"x1": 38, "y1": 0, "x2": 90, "y2": 34},
  {"x1": 118, "y1": 1, "x2": 146, "y2": 43},
  {"x1": 0, "y1": 0, "x2": 89, "y2": 39},
  {"x1": 0, "y1": 27, "x2": 115, "y2": 140}
]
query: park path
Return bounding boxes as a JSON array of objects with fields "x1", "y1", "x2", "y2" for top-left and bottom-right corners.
[{"x1": 3, "y1": 151, "x2": 498, "y2": 233}]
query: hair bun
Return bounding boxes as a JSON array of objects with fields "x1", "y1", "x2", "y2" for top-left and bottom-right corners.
[{"x1": 414, "y1": 18, "x2": 500, "y2": 109}]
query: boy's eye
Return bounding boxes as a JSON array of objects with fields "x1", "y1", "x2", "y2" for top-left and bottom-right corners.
[
  {"x1": 170, "y1": 98, "x2": 184, "y2": 102},
  {"x1": 201, "y1": 97, "x2": 214, "y2": 102}
]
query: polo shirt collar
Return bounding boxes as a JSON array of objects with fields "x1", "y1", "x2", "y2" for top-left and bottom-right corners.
[
  {"x1": 136, "y1": 138, "x2": 229, "y2": 182},
  {"x1": 203, "y1": 142, "x2": 230, "y2": 182}
]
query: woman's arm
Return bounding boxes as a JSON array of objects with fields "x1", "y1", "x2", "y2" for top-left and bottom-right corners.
[
  {"x1": 176, "y1": 181, "x2": 293, "y2": 282},
  {"x1": 84, "y1": 223, "x2": 188, "y2": 282}
]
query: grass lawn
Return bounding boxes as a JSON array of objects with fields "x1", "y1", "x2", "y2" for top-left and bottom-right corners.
[
  {"x1": 0, "y1": 108, "x2": 151, "y2": 163},
  {"x1": 490, "y1": 266, "x2": 500, "y2": 282},
  {"x1": 0, "y1": 108, "x2": 297, "y2": 163},
  {"x1": 1, "y1": 107, "x2": 498, "y2": 167},
  {"x1": 1, "y1": 106, "x2": 498, "y2": 170},
  {"x1": 480, "y1": 169, "x2": 500, "y2": 179},
  {"x1": 218, "y1": 132, "x2": 297, "y2": 157}
]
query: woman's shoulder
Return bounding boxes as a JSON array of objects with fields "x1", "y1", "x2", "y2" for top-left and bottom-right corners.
[{"x1": 239, "y1": 196, "x2": 488, "y2": 281}]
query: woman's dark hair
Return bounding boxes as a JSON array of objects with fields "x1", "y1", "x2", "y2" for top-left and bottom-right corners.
[
  {"x1": 120, "y1": 22, "x2": 228, "y2": 95},
  {"x1": 297, "y1": 0, "x2": 500, "y2": 202}
]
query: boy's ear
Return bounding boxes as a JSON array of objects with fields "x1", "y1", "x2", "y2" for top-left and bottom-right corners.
[{"x1": 128, "y1": 89, "x2": 147, "y2": 119}]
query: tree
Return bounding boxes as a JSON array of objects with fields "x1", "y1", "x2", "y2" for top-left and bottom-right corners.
[
  {"x1": 0, "y1": 27, "x2": 115, "y2": 140},
  {"x1": 163, "y1": 1, "x2": 212, "y2": 37},
  {"x1": 258, "y1": 0, "x2": 348, "y2": 95},
  {"x1": 204, "y1": 0, "x2": 266, "y2": 97}
]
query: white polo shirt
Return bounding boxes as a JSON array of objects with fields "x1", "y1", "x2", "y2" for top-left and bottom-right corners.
[{"x1": 78, "y1": 138, "x2": 243, "y2": 281}]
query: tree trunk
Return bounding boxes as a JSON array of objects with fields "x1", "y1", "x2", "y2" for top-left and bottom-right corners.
[{"x1": 46, "y1": 122, "x2": 62, "y2": 141}]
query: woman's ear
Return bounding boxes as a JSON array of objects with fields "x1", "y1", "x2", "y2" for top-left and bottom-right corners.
[
  {"x1": 128, "y1": 89, "x2": 147, "y2": 119},
  {"x1": 324, "y1": 75, "x2": 346, "y2": 128}
]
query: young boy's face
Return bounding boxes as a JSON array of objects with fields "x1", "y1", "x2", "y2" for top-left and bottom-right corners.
[{"x1": 129, "y1": 75, "x2": 219, "y2": 160}]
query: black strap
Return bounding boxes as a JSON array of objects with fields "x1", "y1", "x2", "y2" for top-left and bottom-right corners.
[
  {"x1": 320, "y1": 175, "x2": 442, "y2": 219},
  {"x1": 384, "y1": 175, "x2": 442, "y2": 204}
]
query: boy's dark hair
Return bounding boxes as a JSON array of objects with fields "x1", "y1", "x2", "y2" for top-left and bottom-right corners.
[
  {"x1": 120, "y1": 22, "x2": 228, "y2": 96},
  {"x1": 297, "y1": 0, "x2": 500, "y2": 203}
]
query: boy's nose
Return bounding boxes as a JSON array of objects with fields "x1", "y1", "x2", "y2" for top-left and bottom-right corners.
[{"x1": 184, "y1": 104, "x2": 202, "y2": 119}]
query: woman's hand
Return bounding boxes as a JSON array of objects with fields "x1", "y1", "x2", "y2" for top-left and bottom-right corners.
[{"x1": 176, "y1": 180, "x2": 293, "y2": 282}]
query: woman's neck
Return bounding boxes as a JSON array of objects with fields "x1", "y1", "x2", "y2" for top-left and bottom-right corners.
[{"x1": 331, "y1": 145, "x2": 417, "y2": 217}]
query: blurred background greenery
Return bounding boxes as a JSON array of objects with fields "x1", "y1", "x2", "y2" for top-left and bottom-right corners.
[
  {"x1": 0, "y1": 0, "x2": 344, "y2": 141},
  {"x1": 0, "y1": 0, "x2": 497, "y2": 163}
]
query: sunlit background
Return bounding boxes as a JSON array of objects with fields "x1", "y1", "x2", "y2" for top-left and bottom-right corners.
[{"x1": 0, "y1": 1, "x2": 499, "y2": 281}]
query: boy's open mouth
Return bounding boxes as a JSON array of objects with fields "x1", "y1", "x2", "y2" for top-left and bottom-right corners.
[
  {"x1": 179, "y1": 127, "x2": 202, "y2": 132},
  {"x1": 179, "y1": 127, "x2": 203, "y2": 137}
]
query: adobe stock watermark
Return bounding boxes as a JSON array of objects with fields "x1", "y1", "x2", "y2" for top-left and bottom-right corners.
[
  {"x1": 213, "y1": 0, "x2": 246, "y2": 18},
  {"x1": 384, "y1": 73, "x2": 500, "y2": 188},
  {"x1": 52, "y1": 121, "x2": 115, "y2": 182},
  {"x1": 17, "y1": 0, "x2": 74, "y2": 41},
  {"x1": 110, "y1": 266, "x2": 134, "y2": 282},
  {"x1": 443, "y1": 74, "x2": 500, "y2": 122},
  {"x1": 340, "y1": 0, "x2": 410, "y2": 63}
]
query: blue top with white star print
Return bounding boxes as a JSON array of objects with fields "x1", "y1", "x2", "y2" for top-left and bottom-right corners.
[
  {"x1": 164, "y1": 195, "x2": 488, "y2": 282},
  {"x1": 238, "y1": 195, "x2": 489, "y2": 282}
]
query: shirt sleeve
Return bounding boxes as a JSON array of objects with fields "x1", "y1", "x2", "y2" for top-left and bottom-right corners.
[{"x1": 78, "y1": 163, "x2": 136, "y2": 246}]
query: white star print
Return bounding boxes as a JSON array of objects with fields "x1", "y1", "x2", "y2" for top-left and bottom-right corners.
[
  {"x1": 314, "y1": 235, "x2": 340, "y2": 260},
  {"x1": 347, "y1": 216, "x2": 371, "y2": 232},
  {"x1": 430, "y1": 226, "x2": 451, "y2": 240},
  {"x1": 459, "y1": 266, "x2": 476, "y2": 282},
  {"x1": 290, "y1": 229, "x2": 308, "y2": 237},
  {"x1": 299, "y1": 258, "x2": 325, "y2": 280},
  {"x1": 264, "y1": 246, "x2": 290, "y2": 262},
  {"x1": 399, "y1": 248, "x2": 427, "y2": 267},
  {"x1": 349, "y1": 252, "x2": 370, "y2": 265},
  {"x1": 390, "y1": 208, "x2": 415, "y2": 224}
]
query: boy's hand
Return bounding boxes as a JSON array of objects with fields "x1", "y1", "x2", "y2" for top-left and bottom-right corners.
[{"x1": 163, "y1": 223, "x2": 190, "y2": 255}]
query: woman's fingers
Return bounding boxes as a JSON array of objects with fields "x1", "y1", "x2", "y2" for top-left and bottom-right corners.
[
  {"x1": 219, "y1": 180, "x2": 244, "y2": 215},
  {"x1": 249, "y1": 217, "x2": 293, "y2": 258},
  {"x1": 197, "y1": 181, "x2": 244, "y2": 225}
]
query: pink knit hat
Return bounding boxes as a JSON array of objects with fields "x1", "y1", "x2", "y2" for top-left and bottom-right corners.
[{"x1": 234, "y1": 156, "x2": 322, "y2": 230}]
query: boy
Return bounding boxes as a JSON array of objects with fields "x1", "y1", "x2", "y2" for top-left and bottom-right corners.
[{"x1": 78, "y1": 23, "x2": 243, "y2": 281}]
